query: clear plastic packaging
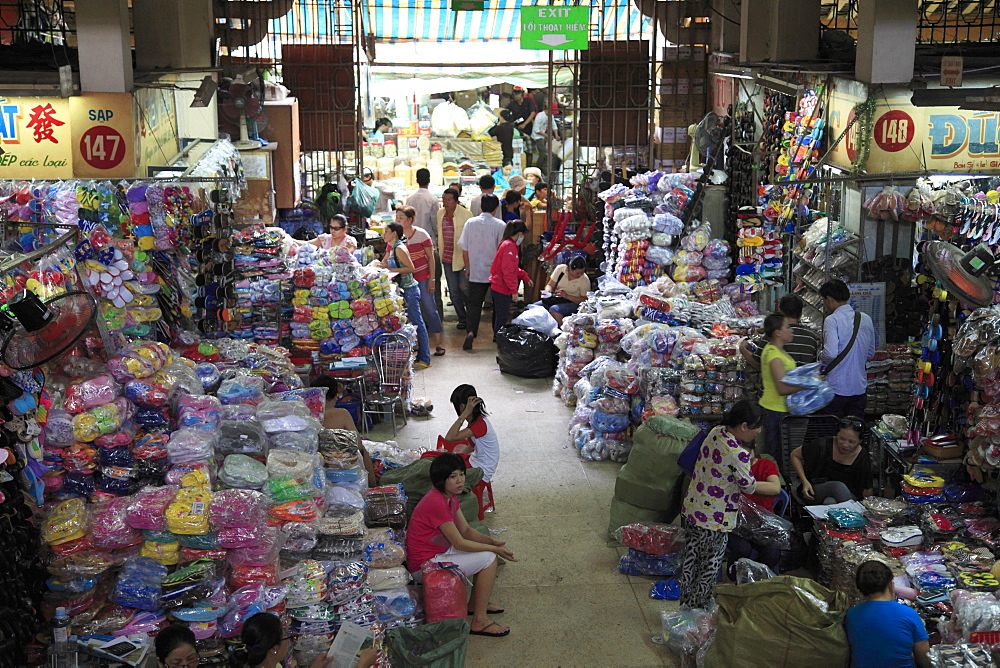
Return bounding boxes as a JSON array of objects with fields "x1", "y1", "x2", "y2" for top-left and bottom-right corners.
[
  {"x1": 326, "y1": 561, "x2": 369, "y2": 605},
  {"x1": 367, "y1": 566, "x2": 410, "y2": 591},
  {"x1": 613, "y1": 522, "x2": 685, "y2": 555},
  {"x1": 165, "y1": 486, "x2": 213, "y2": 535},
  {"x1": 166, "y1": 427, "x2": 218, "y2": 464},
  {"x1": 318, "y1": 429, "x2": 361, "y2": 469},
  {"x1": 364, "y1": 485, "x2": 407, "y2": 529},
  {"x1": 125, "y1": 486, "x2": 177, "y2": 530},
  {"x1": 266, "y1": 449, "x2": 317, "y2": 479},
  {"x1": 733, "y1": 497, "x2": 795, "y2": 550},
  {"x1": 618, "y1": 548, "x2": 680, "y2": 576},
  {"x1": 733, "y1": 558, "x2": 777, "y2": 584},
  {"x1": 210, "y1": 489, "x2": 269, "y2": 528},
  {"x1": 217, "y1": 419, "x2": 269, "y2": 457},
  {"x1": 217, "y1": 375, "x2": 267, "y2": 406},
  {"x1": 41, "y1": 498, "x2": 90, "y2": 546},
  {"x1": 91, "y1": 496, "x2": 142, "y2": 551},
  {"x1": 64, "y1": 374, "x2": 121, "y2": 413},
  {"x1": 176, "y1": 394, "x2": 222, "y2": 429},
  {"x1": 219, "y1": 454, "x2": 269, "y2": 489},
  {"x1": 111, "y1": 556, "x2": 168, "y2": 611}
]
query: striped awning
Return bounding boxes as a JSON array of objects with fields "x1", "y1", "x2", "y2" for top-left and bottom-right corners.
[{"x1": 367, "y1": 0, "x2": 652, "y2": 43}]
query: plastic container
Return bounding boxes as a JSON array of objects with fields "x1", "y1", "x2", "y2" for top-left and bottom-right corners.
[{"x1": 52, "y1": 607, "x2": 70, "y2": 643}]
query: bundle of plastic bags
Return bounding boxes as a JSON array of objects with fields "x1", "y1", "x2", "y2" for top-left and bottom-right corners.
[{"x1": 782, "y1": 363, "x2": 835, "y2": 415}]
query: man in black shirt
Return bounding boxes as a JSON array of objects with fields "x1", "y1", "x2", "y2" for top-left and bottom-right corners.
[{"x1": 506, "y1": 87, "x2": 536, "y2": 166}]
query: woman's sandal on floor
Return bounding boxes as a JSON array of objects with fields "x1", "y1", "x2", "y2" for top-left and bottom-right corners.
[
  {"x1": 434, "y1": 347, "x2": 446, "y2": 356},
  {"x1": 469, "y1": 621, "x2": 510, "y2": 637}
]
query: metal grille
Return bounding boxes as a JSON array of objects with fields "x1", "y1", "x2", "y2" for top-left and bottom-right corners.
[
  {"x1": 917, "y1": 0, "x2": 1000, "y2": 45},
  {"x1": 552, "y1": 0, "x2": 708, "y2": 210},
  {"x1": 0, "y1": 0, "x2": 74, "y2": 47},
  {"x1": 822, "y1": 0, "x2": 1000, "y2": 45}
]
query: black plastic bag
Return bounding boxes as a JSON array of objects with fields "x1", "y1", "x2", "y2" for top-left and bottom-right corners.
[
  {"x1": 495, "y1": 324, "x2": 557, "y2": 378},
  {"x1": 732, "y1": 497, "x2": 796, "y2": 550}
]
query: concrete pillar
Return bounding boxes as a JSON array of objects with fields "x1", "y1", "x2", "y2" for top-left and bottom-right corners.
[
  {"x1": 740, "y1": 0, "x2": 772, "y2": 62},
  {"x1": 741, "y1": 0, "x2": 820, "y2": 62},
  {"x1": 855, "y1": 0, "x2": 918, "y2": 84},
  {"x1": 134, "y1": 0, "x2": 213, "y2": 71},
  {"x1": 75, "y1": 0, "x2": 132, "y2": 93}
]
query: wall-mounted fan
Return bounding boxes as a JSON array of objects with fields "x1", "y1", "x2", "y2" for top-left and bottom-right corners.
[
  {"x1": 920, "y1": 241, "x2": 998, "y2": 307},
  {"x1": 219, "y1": 74, "x2": 269, "y2": 150},
  {"x1": 0, "y1": 290, "x2": 97, "y2": 369}
]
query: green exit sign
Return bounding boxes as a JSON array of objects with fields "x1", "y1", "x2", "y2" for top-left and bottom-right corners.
[
  {"x1": 520, "y1": 6, "x2": 589, "y2": 50},
  {"x1": 451, "y1": 0, "x2": 484, "y2": 10}
]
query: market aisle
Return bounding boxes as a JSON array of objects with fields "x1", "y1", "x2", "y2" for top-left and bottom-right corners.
[{"x1": 365, "y1": 326, "x2": 678, "y2": 667}]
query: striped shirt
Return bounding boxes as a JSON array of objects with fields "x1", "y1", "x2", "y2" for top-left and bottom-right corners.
[
  {"x1": 441, "y1": 213, "x2": 455, "y2": 264},
  {"x1": 405, "y1": 226, "x2": 434, "y2": 281},
  {"x1": 747, "y1": 323, "x2": 821, "y2": 368}
]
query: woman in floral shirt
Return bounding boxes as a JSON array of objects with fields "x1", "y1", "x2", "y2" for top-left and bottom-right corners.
[{"x1": 679, "y1": 400, "x2": 762, "y2": 608}]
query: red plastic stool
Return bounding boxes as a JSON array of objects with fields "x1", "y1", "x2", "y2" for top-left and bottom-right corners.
[
  {"x1": 435, "y1": 436, "x2": 495, "y2": 519},
  {"x1": 472, "y1": 480, "x2": 495, "y2": 520}
]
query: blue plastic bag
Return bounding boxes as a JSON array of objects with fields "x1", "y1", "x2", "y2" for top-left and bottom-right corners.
[
  {"x1": 787, "y1": 385, "x2": 835, "y2": 415},
  {"x1": 618, "y1": 548, "x2": 680, "y2": 576},
  {"x1": 650, "y1": 579, "x2": 681, "y2": 600}
]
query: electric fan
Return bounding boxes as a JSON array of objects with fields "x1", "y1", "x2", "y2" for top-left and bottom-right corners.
[
  {"x1": 0, "y1": 290, "x2": 97, "y2": 369},
  {"x1": 920, "y1": 241, "x2": 998, "y2": 307},
  {"x1": 219, "y1": 75, "x2": 268, "y2": 150}
]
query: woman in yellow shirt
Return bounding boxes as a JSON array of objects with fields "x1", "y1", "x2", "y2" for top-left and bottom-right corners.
[{"x1": 758, "y1": 313, "x2": 798, "y2": 474}]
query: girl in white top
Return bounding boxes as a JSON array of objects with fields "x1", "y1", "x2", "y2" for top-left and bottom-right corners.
[{"x1": 445, "y1": 384, "x2": 500, "y2": 483}]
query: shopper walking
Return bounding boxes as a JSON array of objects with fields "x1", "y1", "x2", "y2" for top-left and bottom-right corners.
[
  {"x1": 406, "y1": 168, "x2": 443, "y2": 315},
  {"x1": 458, "y1": 194, "x2": 505, "y2": 351},
  {"x1": 679, "y1": 400, "x2": 760, "y2": 609},
  {"x1": 436, "y1": 188, "x2": 472, "y2": 330},
  {"x1": 397, "y1": 206, "x2": 445, "y2": 357},
  {"x1": 845, "y1": 561, "x2": 931, "y2": 668},
  {"x1": 470, "y1": 174, "x2": 501, "y2": 218},
  {"x1": 819, "y1": 279, "x2": 875, "y2": 419},
  {"x1": 530, "y1": 105, "x2": 557, "y2": 169},
  {"x1": 378, "y1": 222, "x2": 432, "y2": 369},
  {"x1": 758, "y1": 313, "x2": 799, "y2": 473},
  {"x1": 489, "y1": 220, "x2": 532, "y2": 339}
]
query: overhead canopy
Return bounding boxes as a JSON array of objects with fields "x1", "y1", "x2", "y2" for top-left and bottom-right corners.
[{"x1": 366, "y1": 0, "x2": 652, "y2": 43}]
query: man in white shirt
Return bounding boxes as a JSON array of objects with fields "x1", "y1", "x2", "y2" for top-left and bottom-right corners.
[
  {"x1": 470, "y1": 174, "x2": 501, "y2": 218},
  {"x1": 406, "y1": 168, "x2": 442, "y2": 313},
  {"x1": 531, "y1": 108, "x2": 558, "y2": 169},
  {"x1": 457, "y1": 193, "x2": 505, "y2": 350}
]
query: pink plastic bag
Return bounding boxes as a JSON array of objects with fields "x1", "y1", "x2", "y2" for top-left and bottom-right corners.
[{"x1": 421, "y1": 561, "x2": 469, "y2": 622}]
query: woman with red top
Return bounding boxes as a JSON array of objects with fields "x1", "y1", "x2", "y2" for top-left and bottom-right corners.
[
  {"x1": 405, "y1": 453, "x2": 517, "y2": 638},
  {"x1": 726, "y1": 441, "x2": 783, "y2": 578},
  {"x1": 488, "y1": 220, "x2": 532, "y2": 340},
  {"x1": 397, "y1": 206, "x2": 445, "y2": 356}
]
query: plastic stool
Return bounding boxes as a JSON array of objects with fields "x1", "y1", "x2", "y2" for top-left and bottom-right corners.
[{"x1": 472, "y1": 480, "x2": 495, "y2": 520}]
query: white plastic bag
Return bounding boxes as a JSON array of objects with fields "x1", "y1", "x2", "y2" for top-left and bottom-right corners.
[{"x1": 512, "y1": 304, "x2": 559, "y2": 337}]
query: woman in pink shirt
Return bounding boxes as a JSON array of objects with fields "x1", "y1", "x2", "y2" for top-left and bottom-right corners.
[
  {"x1": 405, "y1": 453, "x2": 517, "y2": 637},
  {"x1": 488, "y1": 220, "x2": 532, "y2": 339}
]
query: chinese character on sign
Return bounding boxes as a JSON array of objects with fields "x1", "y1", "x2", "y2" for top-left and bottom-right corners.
[{"x1": 26, "y1": 104, "x2": 64, "y2": 143}]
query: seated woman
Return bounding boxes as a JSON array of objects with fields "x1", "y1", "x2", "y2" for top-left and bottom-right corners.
[
  {"x1": 312, "y1": 375, "x2": 377, "y2": 487},
  {"x1": 405, "y1": 453, "x2": 516, "y2": 638},
  {"x1": 445, "y1": 384, "x2": 499, "y2": 483},
  {"x1": 790, "y1": 418, "x2": 872, "y2": 505},
  {"x1": 727, "y1": 442, "x2": 782, "y2": 578},
  {"x1": 531, "y1": 256, "x2": 590, "y2": 325}
]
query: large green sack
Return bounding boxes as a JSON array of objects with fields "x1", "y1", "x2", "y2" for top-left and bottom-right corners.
[
  {"x1": 386, "y1": 619, "x2": 470, "y2": 667},
  {"x1": 614, "y1": 416, "x2": 698, "y2": 512},
  {"x1": 607, "y1": 496, "x2": 669, "y2": 544},
  {"x1": 379, "y1": 458, "x2": 486, "y2": 534},
  {"x1": 704, "y1": 576, "x2": 851, "y2": 668}
]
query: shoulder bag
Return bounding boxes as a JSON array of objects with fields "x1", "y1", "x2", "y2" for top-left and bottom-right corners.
[{"x1": 823, "y1": 311, "x2": 862, "y2": 376}]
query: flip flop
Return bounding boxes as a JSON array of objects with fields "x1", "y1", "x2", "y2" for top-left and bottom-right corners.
[
  {"x1": 435, "y1": 347, "x2": 447, "y2": 356},
  {"x1": 468, "y1": 606, "x2": 505, "y2": 615},
  {"x1": 469, "y1": 621, "x2": 510, "y2": 637}
]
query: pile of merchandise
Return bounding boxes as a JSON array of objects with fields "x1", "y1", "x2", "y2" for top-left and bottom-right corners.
[
  {"x1": 613, "y1": 522, "x2": 684, "y2": 578},
  {"x1": 37, "y1": 336, "x2": 422, "y2": 666},
  {"x1": 291, "y1": 244, "x2": 413, "y2": 377},
  {"x1": 556, "y1": 275, "x2": 756, "y2": 462}
]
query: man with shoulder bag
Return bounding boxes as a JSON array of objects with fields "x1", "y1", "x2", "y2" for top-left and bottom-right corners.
[{"x1": 819, "y1": 280, "x2": 876, "y2": 419}]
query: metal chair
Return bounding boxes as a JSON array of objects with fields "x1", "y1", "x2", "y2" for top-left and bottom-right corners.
[{"x1": 362, "y1": 332, "x2": 411, "y2": 435}]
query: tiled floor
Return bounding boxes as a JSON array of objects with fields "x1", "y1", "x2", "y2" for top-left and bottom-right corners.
[{"x1": 364, "y1": 320, "x2": 679, "y2": 667}]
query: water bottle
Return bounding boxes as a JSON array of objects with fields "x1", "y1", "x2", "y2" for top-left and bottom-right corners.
[{"x1": 48, "y1": 607, "x2": 76, "y2": 668}]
